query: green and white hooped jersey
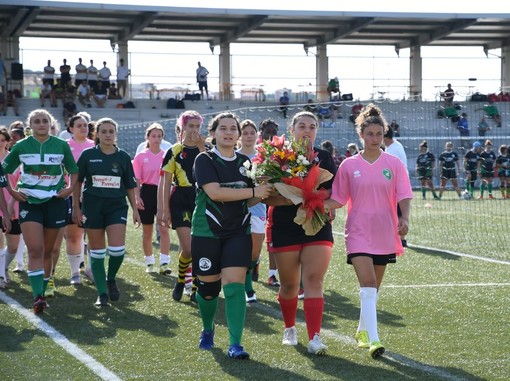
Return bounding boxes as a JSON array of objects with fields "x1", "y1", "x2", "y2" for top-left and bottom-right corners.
[{"x1": 2, "y1": 136, "x2": 78, "y2": 204}]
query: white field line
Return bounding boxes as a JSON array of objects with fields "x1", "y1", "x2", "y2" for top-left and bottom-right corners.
[
  {"x1": 385, "y1": 282, "x2": 510, "y2": 288},
  {"x1": 125, "y1": 256, "x2": 468, "y2": 380},
  {"x1": 0, "y1": 291, "x2": 123, "y2": 381}
]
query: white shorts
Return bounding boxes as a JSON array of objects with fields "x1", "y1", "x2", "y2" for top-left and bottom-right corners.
[{"x1": 250, "y1": 215, "x2": 267, "y2": 234}]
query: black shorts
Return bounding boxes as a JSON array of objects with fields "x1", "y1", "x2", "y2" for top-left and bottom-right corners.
[
  {"x1": 19, "y1": 197, "x2": 69, "y2": 228},
  {"x1": 170, "y1": 187, "x2": 196, "y2": 229},
  {"x1": 481, "y1": 170, "x2": 494, "y2": 179},
  {"x1": 441, "y1": 168, "x2": 457, "y2": 180},
  {"x1": 82, "y1": 193, "x2": 128, "y2": 229},
  {"x1": 191, "y1": 233, "x2": 252, "y2": 276},
  {"x1": 347, "y1": 253, "x2": 396, "y2": 266},
  {"x1": 417, "y1": 168, "x2": 432, "y2": 180},
  {"x1": 0, "y1": 217, "x2": 21, "y2": 235},
  {"x1": 465, "y1": 170, "x2": 477, "y2": 181},
  {"x1": 198, "y1": 81, "x2": 208, "y2": 91},
  {"x1": 269, "y1": 205, "x2": 333, "y2": 249},
  {"x1": 138, "y1": 184, "x2": 158, "y2": 225}
]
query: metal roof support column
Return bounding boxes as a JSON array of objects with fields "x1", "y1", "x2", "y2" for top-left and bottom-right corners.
[
  {"x1": 502, "y1": 45, "x2": 510, "y2": 92},
  {"x1": 219, "y1": 43, "x2": 232, "y2": 100},
  {"x1": 409, "y1": 45, "x2": 422, "y2": 101},
  {"x1": 316, "y1": 45, "x2": 328, "y2": 102},
  {"x1": 117, "y1": 40, "x2": 130, "y2": 99}
]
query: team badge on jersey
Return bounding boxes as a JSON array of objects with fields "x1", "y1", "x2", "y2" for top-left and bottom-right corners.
[{"x1": 382, "y1": 169, "x2": 392, "y2": 180}]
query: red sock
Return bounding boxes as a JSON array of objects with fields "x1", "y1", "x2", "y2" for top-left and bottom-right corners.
[
  {"x1": 303, "y1": 297, "x2": 324, "y2": 340},
  {"x1": 277, "y1": 294, "x2": 298, "y2": 328}
]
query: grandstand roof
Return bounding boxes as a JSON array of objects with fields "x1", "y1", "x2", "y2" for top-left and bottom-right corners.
[{"x1": 1, "y1": 1, "x2": 510, "y2": 51}]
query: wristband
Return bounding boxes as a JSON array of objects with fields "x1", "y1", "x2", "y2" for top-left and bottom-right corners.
[{"x1": 252, "y1": 187, "x2": 255, "y2": 198}]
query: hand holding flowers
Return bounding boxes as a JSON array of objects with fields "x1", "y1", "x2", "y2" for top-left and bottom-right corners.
[{"x1": 244, "y1": 134, "x2": 333, "y2": 235}]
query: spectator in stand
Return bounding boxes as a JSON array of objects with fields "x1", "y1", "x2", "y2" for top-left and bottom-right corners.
[
  {"x1": 196, "y1": 61, "x2": 209, "y2": 100},
  {"x1": 349, "y1": 102, "x2": 364, "y2": 124},
  {"x1": 77, "y1": 80, "x2": 92, "y2": 108},
  {"x1": 40, "y1": 79, "x2": 56, "y2": 108},
  {"x1": 108, "y1": 83, "x2": 122, "y2": 99},
  {"x1": 327, "y1": 77, "x2": 340, "y2": 100},
  {"x1": 0, "y1": 90, "x2": 20, "y2": 117},
  {"x1": 60, "y1": 59, "x2": 71, "y2": 87},
  {"x1": 98, "y1": 61, "x2": 112, "y2": 91},
  {"x1": 116, "y1": 58, "x2": 130, "y2": 99},
  {"x1": 93, "y1": 81, "x2": 108, "y2": 108},
  {"x1": 53, "y1": 78, "x2": 66, "y2": 107},
  {"x1": 456, "y1": 112, "x2": 470, "y2": 149},
  {"x1": 477, "y1": 116, "x2": 491, "y2": 141},
  {"x1": 87, "y1": 59, "x2": 98, "y2": 93},
  {"x1": 304, "y1": 99, "x2": 316, "y2": 113},
  {"x1": 389, "y1": 120, "x2": 400, "y2": 137},
  {"x1": 63, "y1": 95, "x2": 77, "y2": 126},
  {"x1": 441, "y1": 83, "x2": 454, "y2": 107},
  {"x1": 480, "y1": 101, "x2": 502, "y2": 128},
  {"x1": 438, "y1": 141, "x2": 462, "y2": 199},
  {"x1": 43, "y1": 60, "x2": 55, "y2": 88},
  {"x1": 75, "y1": 58, "x2": 88, "y2": 87},
  {"x1": 279, "y1": 91, "x2": 290, "y2": 119}
]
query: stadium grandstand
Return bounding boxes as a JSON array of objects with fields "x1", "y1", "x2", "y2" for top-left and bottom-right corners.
[{"x1": 1, "y1": 1, "x2": 510, "y2": 257}]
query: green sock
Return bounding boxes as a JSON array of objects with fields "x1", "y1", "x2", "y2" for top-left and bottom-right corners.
[
  {"x1": 177, "y1": 255, "x2": 192, "y2": 283},
  {"x1": 223, "y1": 282, "x2": 246, "y2": 345},
  {"x1": 196, "y1": 292, "x2": 218, "y2": 331},
  {"x1": 90, "y1": 250, "x2": 107, "y2": 295},
  {"x1": 488, "y1": 184, "x2": 493, "y2": 194},
  {"x1": 28, "y1": 270, "x2": 44, "y2": 298},
  {"x1": 421, "y1": 187, "x2": 426, "y2": 198},
  {"x1": 480, "y1": 183, "x2": 485, "y2": 195},
  {"x1": 244, "y1": 260, "x2": 257, "y2": 293},
  {"x1": 107, "y1": 255, "x2": 125, "y2": 281},
  {"x1": 43, "y1": 277, "x2": 49, "y2": 294}
]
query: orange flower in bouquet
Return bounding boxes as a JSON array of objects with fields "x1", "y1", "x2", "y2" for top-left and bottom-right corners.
[{"x1": 245, "y1": 134, "x2": 333, "y2": 236}]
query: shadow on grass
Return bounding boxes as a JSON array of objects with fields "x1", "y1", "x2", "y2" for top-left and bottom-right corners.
[
  {"x1": 408, "y1": 245, "x2": 462, "y2": 261},
  {"x1": 211, "y1": 346, "x2": 312, "y2": 381},
  {"x1": 4, "y1": 276, "x2": 182, "y2": 347},
  {"x1": 381, "y1": 353, "x2": 487, "y2": 381},
  {"x1": 0, "y1": 323, "x2": 39, "y2": 352}
]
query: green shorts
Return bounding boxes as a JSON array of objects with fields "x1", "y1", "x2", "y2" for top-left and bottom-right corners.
[
  {"x1": 82, "y1": 193, "x2": 128, "y2": 229},
  {"x1": 19, "y1": 197, "x2": 70, "y2": 228}
]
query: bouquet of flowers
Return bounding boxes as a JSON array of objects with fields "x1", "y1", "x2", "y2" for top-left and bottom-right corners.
[{"x1": 244, "y1": 134, "x2": 333, "y2": 236}]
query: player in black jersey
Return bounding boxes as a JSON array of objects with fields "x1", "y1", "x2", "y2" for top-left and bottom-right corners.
[
  {"x1": 415, "y1": 140, "x2": 439, "y2": 200},
  {"x1": 479, "y1": 139, "x2": 497, "y2": 199},
  {"x1": 438, "y1": 141, "x2": 462, "y2": 199},
  {"x1": 463, "y1": 141, "x2": 482, "y2": 198},
  {"x1": 495, "y1": 144, "x2": 510, "y2": 198},
  {"x1": 192, "y1": 112, "x2": 272, "y2": 359}
]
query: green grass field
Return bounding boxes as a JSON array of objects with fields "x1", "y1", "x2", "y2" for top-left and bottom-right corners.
[{"x1": 0, "y1": 191, "x2": 508, "y2": 380}]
